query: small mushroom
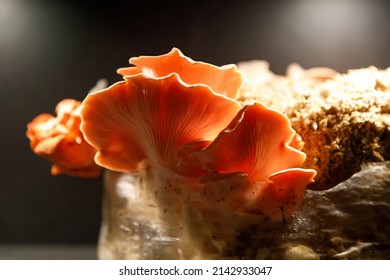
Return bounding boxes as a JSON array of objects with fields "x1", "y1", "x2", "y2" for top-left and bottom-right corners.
[
  {"x1": 255, "y1": 168, "x2": 316, "y2": 221},
  {"x1": 26, "y1": 99, "x2": 102, "y2": 178},
  {"x1": 236, "y1": 60, "x2": 275, "y2": 85},
  {"x1": 286, "y1": 63, "x2": 338, "y2": 83}
]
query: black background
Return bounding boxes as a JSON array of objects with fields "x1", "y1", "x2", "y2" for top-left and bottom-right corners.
[{"x1": 1, "y1": 0, "x2": 389, "y2": 243}]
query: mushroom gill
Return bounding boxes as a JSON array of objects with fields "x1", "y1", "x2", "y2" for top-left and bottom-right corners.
[{"x1": 80, "y1": 73, "x2": 242, "y2": 175}]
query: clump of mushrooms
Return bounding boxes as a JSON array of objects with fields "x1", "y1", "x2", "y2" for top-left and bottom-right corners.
[
  {"x1": 27, "y1": 48, "x2": 316, "y2": 257},
  {"x1": 27, "y1": 99, "x2": 102, "y2": 178}
]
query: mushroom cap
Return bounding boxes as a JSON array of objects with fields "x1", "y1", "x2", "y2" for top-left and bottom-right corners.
[
  {"x1": 190, "y1": 103, "x2": 316, "y2": 221},
  {"x1": 197, "y1": 168, "x2": 316, "y2": 222},
  {"x1": 253, "y1": 168, "x2": 316, "y2": 221},
  {"x1": 286, "y1": 63, "x2": 338, "y2": 83},
  {"x1": 190, "y1": 103, "x2": 308, "y2": 182},
  {"x1": 236, "y1": 59, "x2": 275, "y2": 85},
  {"x1": 80, "y1": 73, "x2": 242, "y2": 175},
  {"x1": 26, "y1": 99, "x2": 102, "y2": 178},
  {"x1": 117, "y1": 48, "x2": 243, "y2": 99}
]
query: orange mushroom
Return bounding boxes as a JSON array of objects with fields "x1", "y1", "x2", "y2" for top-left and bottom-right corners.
[
  {"x1": 26, "y1": 99, "x2": 102, "y2": 178},
  {"x1": 191, "y1": 104, "x2": 316, "y2": 221},
  {"x1": 117, "y1": 48, "x2": 243, "y2": 99},
  {"x1": 80, "y1": 73, "x2": 242, "y2": 175},
  {"x1": 254, "y1": 168, "x2": 316, "y2": 221},
  {"x1": 190, "y1": 104, "x2": 307, "y2": 180}
]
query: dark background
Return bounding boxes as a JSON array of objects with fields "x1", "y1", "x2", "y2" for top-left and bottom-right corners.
[{"x1": 1, "y1": 0, "x2": 389, "y2": 243}]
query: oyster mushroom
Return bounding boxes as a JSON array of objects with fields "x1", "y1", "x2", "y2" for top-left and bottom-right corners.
[
  {"x1": 286, "y1": 63, "x2": 338, "y2": 83},
  {"x1": 191, "y1": 104, "x2": 317, "y2": 222},
  {"x1": 26, "y1": 99, "x2": 102, "y2": 178},
  {"x1": 117, "y1": 47, "x2": 243, "y2": 99},
  {"x1": 80, "y1": 73, "x2": 242, "y2": 175}
]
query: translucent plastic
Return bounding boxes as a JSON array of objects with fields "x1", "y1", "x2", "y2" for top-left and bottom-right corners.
[{"x1": 98, "y1": 162, "x2": 390, "y2": 260}]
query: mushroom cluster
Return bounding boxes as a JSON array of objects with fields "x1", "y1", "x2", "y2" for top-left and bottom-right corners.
[
  {"x1": 27, "y1": 99, "x2": 102, "y2": 178},
  {"x1": 27, "y1": 48, "x2": 316, "y2": 256}
]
